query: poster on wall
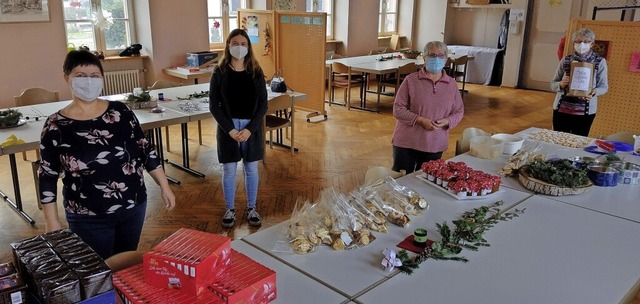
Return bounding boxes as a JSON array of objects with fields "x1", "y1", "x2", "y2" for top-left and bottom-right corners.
[
  {"x1": 630, "y1": 52, "x2": 640, "y2": 72},
  {"x1": 592, "y1": 40, "x2": 610, "y2": 59},
  {"x1": 246, "y1": 15, "x2": 259, "y2": 43},
  {"x1": 0, "y1": 0, "x2": 50, "y2": 23}
]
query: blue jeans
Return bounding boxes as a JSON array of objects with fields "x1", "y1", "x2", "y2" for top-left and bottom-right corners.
[
  {"x1": 222, "y1": 118, "x2": 259, "y2": 210},
  {"x1": 66, "y1": 202, "x2": 146, "y2": 259}
]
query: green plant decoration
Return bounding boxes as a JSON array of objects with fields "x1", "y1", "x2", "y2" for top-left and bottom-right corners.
[{"x1": 397, "y1": 201, "x2": 525, "y2": 275}]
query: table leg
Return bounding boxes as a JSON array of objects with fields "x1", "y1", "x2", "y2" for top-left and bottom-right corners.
[
  {"x1": 0, "y1": 154, "x2": 36, "y2": 225},
  {"x1": 166, "y1": 123, "x2": 206, "y2": 178},
  {"x1": 153, "y1": 129, "x2": 180, "y2": 185}
]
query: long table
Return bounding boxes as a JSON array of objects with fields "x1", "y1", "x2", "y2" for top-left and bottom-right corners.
[
  {"x1": 326, "y1": 53, "x2": 425, "y2": 112},
  {"x1": 238, "y1": 127, "x2": 640, "y2": 303},
  {"x1": 243, "y1": 184, "x2": 531, "y2": 299},
  {"x1": 356, "y1": 195, "x2": 640, "y2": 304}
]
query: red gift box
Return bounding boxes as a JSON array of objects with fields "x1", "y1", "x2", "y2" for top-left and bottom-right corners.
[
  {"x1": 207, "y1": 249, "x2": 277, "y2": 304},
  {"x1": 143, "y1": 228, "x2": 231, "y2": 296},
  {"x1": 114, "y1": 264, "x2": 223, "y2": 304}
]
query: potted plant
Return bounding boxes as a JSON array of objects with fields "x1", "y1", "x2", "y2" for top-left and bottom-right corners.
[
  {"x1": 401, "y1": 50, "x2": 422, "y2": 59},
  {"x1": 124, "y1": 89, "x2": 157, "y2": 109},
  {"x1": 0, "y1": 109, "x2": 23, "y2": 128}
]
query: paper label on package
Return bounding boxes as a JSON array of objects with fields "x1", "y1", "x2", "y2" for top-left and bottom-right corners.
[
  {"x1": 11, "y1": 292, "x2": 22, "y2": 304},
  {"x1": 569, "y1": 67, "x2": 591, "y2": 91},
  {"x1": 340, "y1": 232, "x2": 352, "y2": 246}
]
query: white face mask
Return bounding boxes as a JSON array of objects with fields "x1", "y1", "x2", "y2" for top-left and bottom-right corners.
[
  {"x1": 574, "y1": 42, "x2": 591, "y2": 55},
  {"x1": 70, "y1": 77, "x2": 103, "y2": 102},
  {"x1": 229, "y1": 45, "x2": 248, "y2": 60}
]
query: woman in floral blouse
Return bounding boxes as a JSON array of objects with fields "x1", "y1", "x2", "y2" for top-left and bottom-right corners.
[{"x1": 38, "y1": 50, "x2": 176, "y2": 259}]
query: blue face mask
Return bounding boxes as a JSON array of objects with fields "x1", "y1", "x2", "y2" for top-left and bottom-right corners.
[{"x1": 425, "y1": 57, "x2": 446, "y2": 73}]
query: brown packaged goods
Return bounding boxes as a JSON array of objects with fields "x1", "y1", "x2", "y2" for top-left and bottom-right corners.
[
  {"x1": 37, "y1": 271, "x2": 81, "y2": 304},
  {"x1": 567, "y1": 61, "x2": 594, "y2": 97},
  {"x1": 0, "y1": 263, "x2": 16, "y2": 278},
  {"x1": 0, "y1": 273, "x2": 28, "y2": 304}
]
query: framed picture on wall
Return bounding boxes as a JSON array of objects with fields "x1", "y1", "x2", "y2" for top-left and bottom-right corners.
[{"x1": 0, "y1": 0, "x2": 50, "y2": 23}]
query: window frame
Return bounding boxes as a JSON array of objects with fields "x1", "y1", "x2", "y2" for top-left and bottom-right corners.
[
  {"x1": 208, "y1": 0, "x2": 248, "y2": 50},
  {"x1": 379, "y1": 0, "x2": 398, "y2": 36},
  {"x1": 306, "y1": 0, "x2": 334, "y2": 39},
  {"x1": 63, "y1": 0, "x2": 136, "y2": 56}
]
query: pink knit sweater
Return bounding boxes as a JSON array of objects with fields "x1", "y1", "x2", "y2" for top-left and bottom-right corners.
[{"x1": 392, "y1": 68, "x2": 464, "y2": 153}]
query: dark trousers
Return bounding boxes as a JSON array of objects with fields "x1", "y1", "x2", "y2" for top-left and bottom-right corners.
[
  {"x1": 552, "y1": 110, "x2": 596, "y2": 137},
  {"x1": 392, "y1": 146, "x2": 443, "y2": 174},
  {"x1": 66, "y1": 202, "x2": 147, "y2": 259}
]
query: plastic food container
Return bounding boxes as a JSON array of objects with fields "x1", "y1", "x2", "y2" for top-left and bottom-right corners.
[
  {"x1": 491, "y1": 133, "x2": 524, "y2": 155},
  {"x1": 469, "y1": 136, "x2": 504, "y2": 159},
  {"x1": 611, "y1": 162, "x2": 640, "y2": 185},
  {"x1": 587, "y1": 164, "x2": 619, "y2": 187}
]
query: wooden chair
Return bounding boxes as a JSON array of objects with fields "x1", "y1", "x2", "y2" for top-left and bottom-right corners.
[
  {"x1": 368, "y1": 48, "x2": 389, "y2": 55},
  {"x1": 263, "y1": 95, "x2": 294, "y2": 164},
  {"x1": 389, "y1": 34, "x2": 401, "y2": 51},
  {"x1": 364, "y1": 166, "x2": 405, "y2": 186},
  {"x1": 148, "y1": 80, "x2": 183, "y2": 152},
  {"x1": 455, "y1": 127, "x2": 490, "y2": 155},
  {"x1": 14, "y1": 88, "x2": 59, "y2": 161},
  {"x1": 601, "y1": 131, "x2": 635, "y2": 144},
  {"x1": 378, "y1": 62, "x2": 417, "y2": 96},
  {"x1": 104, "y1": 250, "x2": 144, "y2": 272},
  {"x1": 330, "y1": 62, "x2": 366, "y2": 110},
  {"x1": 450, "y1": 55, "x2": 470, "y2": 95}
]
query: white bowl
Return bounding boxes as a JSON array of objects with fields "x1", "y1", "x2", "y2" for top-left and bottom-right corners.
[{"x1": 491, "y1": 133, "x2": 524, "y2": 155}]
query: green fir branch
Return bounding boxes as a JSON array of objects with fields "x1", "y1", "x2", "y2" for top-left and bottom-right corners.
[{"x1": 397, "y1": 200, "x2": 525, "y2": 275}]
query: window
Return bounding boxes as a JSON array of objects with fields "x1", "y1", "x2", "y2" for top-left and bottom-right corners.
[
  {"x1": 63, "y1": 0, "x2": 135, "y2": 55},
  {"x1": 306, "y1": 0, "x2": 334, "y2": 39},
  {"x1": 208, "y1": 0, "x2": 247, "y2": 49},
  {"x1": 379, "y1": 0, "x2": 398, "y2": 36}
]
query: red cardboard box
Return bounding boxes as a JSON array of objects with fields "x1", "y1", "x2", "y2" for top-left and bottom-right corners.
[
  {"x1": 143, "y1": 228, "x2": 231, "y2": 295},
  {"x1": 208, "y1": 250, "x2": 277, "y2": 304},
  {"x1": 114, "y1": 264, "x2": 223, "y2": 304}
]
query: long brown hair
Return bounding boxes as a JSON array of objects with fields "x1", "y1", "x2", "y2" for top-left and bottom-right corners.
[{"x1": 218, "y1": 29, "x2": 263, "y2": 78}]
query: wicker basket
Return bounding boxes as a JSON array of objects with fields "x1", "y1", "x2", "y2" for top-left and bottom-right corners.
[
  {"x1": 465, "y1": 0, "x2": 490, "y2": 4},
  {"x1": 127, "y1": 100, "x2": 158, "y2": 109},
  {"x1": 518, "y1": 165, "x2": 592, "y2": 196}
]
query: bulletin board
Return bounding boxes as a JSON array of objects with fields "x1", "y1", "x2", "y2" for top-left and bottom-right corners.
[
  {"x1": 237, "y1": 10, "x2": 277, "y2": 79},
  {"x1": 566, "y1": 19, "x2": 640, "y2": 137},
  {"x1": 274, "y1": 11, "x2": 327, "y2": 117},
  {"x1": 238, "y1": 10, "x2": 327, "y2": 118}
]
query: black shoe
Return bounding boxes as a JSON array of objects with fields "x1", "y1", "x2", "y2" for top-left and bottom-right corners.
[
  {"x1": 247, "y1": 208, "x2": 261, "y2": 227},
  {"x1": 222, "y1": 209, "x2": 235, "y2": 228}
]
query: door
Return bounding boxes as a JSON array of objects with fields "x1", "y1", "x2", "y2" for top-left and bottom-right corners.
[{"x1": 520, "y1": 1, "x2": 587, "y2": 91}]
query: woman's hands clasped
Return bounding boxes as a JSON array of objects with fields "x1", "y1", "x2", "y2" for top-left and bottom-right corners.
[
  {"x1": 417, "y1": 117, "x2": 449, "y2": 131},
  {"x1": 229, "y1": 129, "x2": 252, "y2": 142}
]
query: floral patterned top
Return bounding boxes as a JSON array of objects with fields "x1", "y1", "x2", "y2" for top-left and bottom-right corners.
[{"x1": 38, "y1": 101, "x2": 161, "y2": 215}]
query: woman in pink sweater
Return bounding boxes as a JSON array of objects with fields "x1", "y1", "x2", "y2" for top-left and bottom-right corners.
[{"x1": 391, "y1": 41, "x2": 464, "y2": 174}]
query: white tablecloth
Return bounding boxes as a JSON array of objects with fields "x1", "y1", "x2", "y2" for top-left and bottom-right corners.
[{"x1": 448, "y1": 45, "x2": 503, "y2": 85}]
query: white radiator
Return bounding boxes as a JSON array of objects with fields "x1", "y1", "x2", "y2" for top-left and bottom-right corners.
[{"x1": 103, "y1": 69, "x2": 144, "y2": 96}]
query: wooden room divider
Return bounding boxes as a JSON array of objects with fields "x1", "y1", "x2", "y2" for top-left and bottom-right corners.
[
  {"x1": 566, "y1": 19, "x2": 640, "y2": 137},
  {"x1": 238, "y1": 9, "x2": 327, "y2": 120}
]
